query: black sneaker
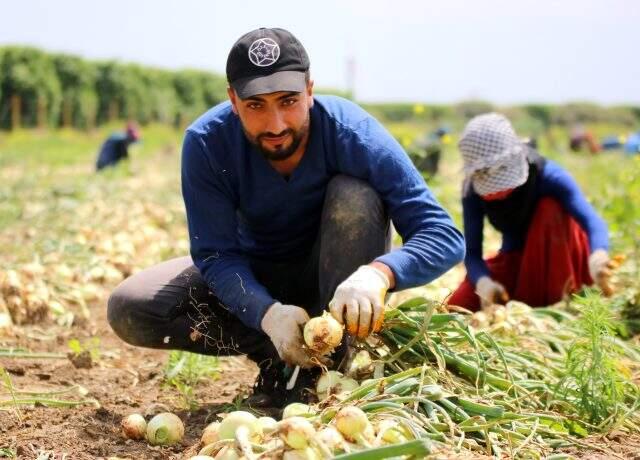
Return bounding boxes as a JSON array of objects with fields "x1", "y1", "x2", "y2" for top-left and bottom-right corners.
[{"x1": 243, "y1": 361, "x2": 320, "y2": 411}]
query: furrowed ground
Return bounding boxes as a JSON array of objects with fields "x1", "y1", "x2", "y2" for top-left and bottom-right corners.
[{"x1": 0, "y1": 123, "x2": 638, "y2": 459}]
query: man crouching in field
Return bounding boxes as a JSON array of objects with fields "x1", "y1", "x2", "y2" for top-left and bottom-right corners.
[{"x1": 107, "y1": 27, "x2": 464, "y2": 409}]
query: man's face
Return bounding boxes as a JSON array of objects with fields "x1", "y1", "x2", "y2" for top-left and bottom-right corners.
[{"x1": 228, "y1": 81, "x2": 314, "y2": 161}]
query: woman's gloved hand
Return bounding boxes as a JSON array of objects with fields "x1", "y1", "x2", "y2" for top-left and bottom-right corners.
[{"x1": 476, "y1": 276, "x2": 509, "y2": 309}]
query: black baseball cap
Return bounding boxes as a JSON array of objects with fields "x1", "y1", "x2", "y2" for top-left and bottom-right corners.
[{"x1": 226, "y1": 27, "x2": 310, "y2": 99}]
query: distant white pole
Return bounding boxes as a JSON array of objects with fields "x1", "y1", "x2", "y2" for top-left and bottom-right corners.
[{"x1": 346, "y1": 56, "x2": 356, "y2": 100}]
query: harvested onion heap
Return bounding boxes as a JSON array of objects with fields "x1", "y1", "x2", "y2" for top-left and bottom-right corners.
[{"x1": 196, "y1": 406, "x2": 429, "y2": 459}]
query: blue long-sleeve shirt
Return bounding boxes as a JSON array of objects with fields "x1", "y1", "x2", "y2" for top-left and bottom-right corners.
[
  {"x1": 181, "y1": 95, "x2": 465, "y2": 331},
  {"x1": 463, "y1": 160, "x2": 609, "y2": 284}
]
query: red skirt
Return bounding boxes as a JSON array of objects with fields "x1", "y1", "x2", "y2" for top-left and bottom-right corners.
[{"x1": 448, "y1": 197, "x2": 593, "y2": 311}]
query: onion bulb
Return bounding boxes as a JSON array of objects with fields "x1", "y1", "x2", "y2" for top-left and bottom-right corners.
[
  {"x1": 121, "y1": 413, "x2": 146, "y2": 440},
  {"x1": 363, "y1": 422, "x2": 375, "y2": 445},
  {"x1": 278, "y1": 416, "x2": 316, "y2": 449},
  {"x1": 493, "y1": 306, "x2": 507, "y2": 323},
  {"x1": 375, "y1": 419, "x2": 410, "y2": 444},
  {"x1": 316, "y1": 371, "x2": 359, "y2": 401},
  {"x1": 217, "y1": 411, "x2": 261, "y2": 440},
  {"x1": 314, "y1": 426, "x2": 345, "y2": 452},
  {"x1": 201, "y1": 421, "x2": 220, "y2": 445},
  {"x1": 189, "y1": 456, "x2": 216, "y2": 460},
  {"x1": 346, "y1": 350, "x2": 373, "y2": 379},
  {"x1": 471, "y1": 311, "x2": 490, "y2": 329},
  {"x1": 283, "y1": 447, "x2": 322, "y2": 460},
  {"x1": 146, "y1": 412, "x2": 184, "y2": 445},
  {"x1": 218, "y1": 411, "x2": 261, "y2": 459},
  {"x1": 303, "y1": 313, "x2": 343, "y2": 355},
  {"x1": 334, "y1": 406, "x2": 371, "y2": 444},
  {"x1": 214, "y1": 446, "x2": 240, "y2": 460},
  {"x1": 282, "y1": 402, "x2": 315, "y2": 419},
  {"x1": 258, "y1": 416, "x2": 278, "y2": 434}
]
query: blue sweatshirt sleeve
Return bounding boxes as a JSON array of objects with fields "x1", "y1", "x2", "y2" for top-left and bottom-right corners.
[
  {"x1": 333, "y1": 116, "x2": 465, "y2": 289},
  {"x1": 181, "y1": 131, "x2": 276, "y2": 331},
  {"x1": 541, "y1": 161, "x2": 609, "y2": 252},
  {"x1": 462, "y1": 190, "x2": 491, "y2": 285}
]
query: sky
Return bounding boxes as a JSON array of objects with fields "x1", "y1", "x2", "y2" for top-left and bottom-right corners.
[{"x1": 0, "y1": 0, "x2": 638, "y2": 105}]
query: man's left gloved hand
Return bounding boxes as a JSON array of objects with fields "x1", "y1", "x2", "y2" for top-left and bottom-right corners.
[
  {"x1": 329, "y1": 265, "x2": 390, "y2": 339},
  {"x1": 589, "y1": 249, "x2": 615, "y2": 296},
  {"x1": 261, "y1": 302, "x2": 314, "y2": 368}
]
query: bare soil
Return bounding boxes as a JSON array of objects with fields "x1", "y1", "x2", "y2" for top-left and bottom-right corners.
[{"x1": 1, "y1": 299, "x2": 259, "y2": 460}]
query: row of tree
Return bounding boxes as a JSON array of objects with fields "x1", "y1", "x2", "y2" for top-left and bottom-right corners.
[
  {"x1": 363, "y1": 101, "x2": 640, "y2": 129},
  {"x1": 0, "y1": 46, "x2": 228, "y2": 130},
  {"x1": 1, "y1": 45, "x2": 638, "y2": 131}
]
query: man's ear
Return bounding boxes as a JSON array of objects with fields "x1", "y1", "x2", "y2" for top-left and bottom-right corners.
[
  {"x1": 227, "y1": 87, "x2": 239, "y2": 114},
  {"x1": 307, "y1": 80, "x2": 314, "y2": 107}
]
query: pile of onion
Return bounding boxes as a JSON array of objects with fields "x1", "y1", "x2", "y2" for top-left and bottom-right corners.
[{"x1": 198, "y1": 412, "x2": 278, "y2": 458}]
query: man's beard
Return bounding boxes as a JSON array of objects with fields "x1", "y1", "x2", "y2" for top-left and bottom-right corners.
[{"x1": 244, "y1": 116, "x2": 310, "y2": 162}]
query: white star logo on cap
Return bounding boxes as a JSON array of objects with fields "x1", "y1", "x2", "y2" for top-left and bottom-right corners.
[{"x1": 248, "y1": 38, "x2": 280, "y2": 67}]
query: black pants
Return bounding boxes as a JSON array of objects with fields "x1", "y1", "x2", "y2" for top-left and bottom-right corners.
[{"x1": 107, "y1": 175, "x2": 390, "y2": 369}]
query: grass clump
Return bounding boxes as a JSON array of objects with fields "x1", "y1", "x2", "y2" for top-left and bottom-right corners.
[
  {"x1": 554, "y1": 289, "x2": 638, "y2": 428},
  {"x1": 163, "y1": 350, "x2": 220, "y2": 410}
]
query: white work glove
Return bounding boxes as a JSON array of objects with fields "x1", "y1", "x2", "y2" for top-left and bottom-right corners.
[
  {"x1": 589, "y1": 249, "x2": 614, "y2": 296},
  {"x1": 475, "y1": 276, "x2": 509, "y2": 309},
  {"x1": 261, "y1": 302, "x2": 313, "y2": 368},
  {"x1": 329, "y1": 265, "x2": 390, "y2": 339}
]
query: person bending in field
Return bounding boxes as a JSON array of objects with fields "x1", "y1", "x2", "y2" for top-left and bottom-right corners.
[
  {"x1": 95, "y1": 122, "x2": 141, "y2": 171},
  {"x1": 107, "y1": 27, "x2": 464, "y2": 409},
  {"x1": 448, "y1": 113, "x2": 613, "y2": 312}
]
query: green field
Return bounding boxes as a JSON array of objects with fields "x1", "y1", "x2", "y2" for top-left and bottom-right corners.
[{"x1": 0, "y1": 120, "x2": 639, "y2": 458}]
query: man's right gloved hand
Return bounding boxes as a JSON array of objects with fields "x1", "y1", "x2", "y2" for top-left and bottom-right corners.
[
  {"x1": 261, "y1": 302, "x2": 314, "y2": 368},
  {"x1": 475, "y1": 276, "x2": 509, "y2": 309}
]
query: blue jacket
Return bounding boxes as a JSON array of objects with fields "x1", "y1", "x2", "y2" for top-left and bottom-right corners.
[
  {"x1": 181, "y1": 95, "x2": 465, "y2": 331},
  {"x1": 96, "y1": 133, "x2": 131, "y2": 170}
]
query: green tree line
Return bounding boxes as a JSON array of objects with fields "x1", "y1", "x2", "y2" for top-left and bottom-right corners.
[
  {"x1": 0, "y1": 46, "x2": 227, "y2": 130},
  {"x1": 363, "y1": 101, "x2": 640, "y2": 129},
  {"x1": 1, "y1": 45, "x2": 638, "y2": 131}
]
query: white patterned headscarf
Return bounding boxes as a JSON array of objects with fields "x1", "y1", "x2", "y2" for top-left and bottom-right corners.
[{"x1": 459, "y1": 113, "x2": 529, "y2": 196}]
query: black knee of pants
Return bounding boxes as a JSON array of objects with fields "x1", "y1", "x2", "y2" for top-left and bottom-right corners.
[
  {"x1": 106, "y1": 287, "x2": 137, "y2": 346},
  {"x1": 318, "y1": 175, "x2": 391, "y2": 308},
  {"x1": 106, "y1": 257, "x2": 279, "y2": 362}
]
